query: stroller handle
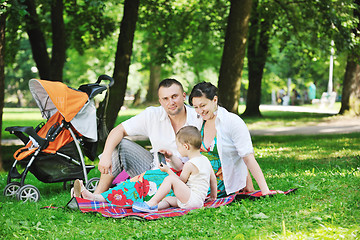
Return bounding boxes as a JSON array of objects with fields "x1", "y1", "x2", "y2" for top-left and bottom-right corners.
[
  {"x1": 96, "y1": 75, "x2": 114, "y2": 87},
  {"x1": 78, "y1": 75, "x2": 114, "y2": 99}
]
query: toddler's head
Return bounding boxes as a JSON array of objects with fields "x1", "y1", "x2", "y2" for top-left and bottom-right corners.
[{"x1": 176, "y1": 126, "x2": 201, "y2": 154}]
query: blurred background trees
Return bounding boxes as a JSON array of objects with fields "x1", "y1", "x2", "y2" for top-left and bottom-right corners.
[
  {"x1": 1, "y1": 0, "x2": 359, "y2": 168},
  {"x1": 1, "y1": 0, "x2": 359, "y2": 122}
]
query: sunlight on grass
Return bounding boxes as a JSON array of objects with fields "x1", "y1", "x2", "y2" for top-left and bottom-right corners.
[
  {"x1": 3, "y1": 108, "x2": 43, "y2": 120},
  {"x1": 282, "y1": 224, "x2": 359, "y2": 239},
  {"x1": 1, "y1": 109, "x2": 359, "y2": 239},
  {"x1": 118, "y1": 107, "x2": 144, "y2": 116}
]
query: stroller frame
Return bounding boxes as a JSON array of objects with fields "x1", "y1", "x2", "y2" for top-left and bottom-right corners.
[{"x1": 3, "y1": 75, "x2": 114, "y2": 202}]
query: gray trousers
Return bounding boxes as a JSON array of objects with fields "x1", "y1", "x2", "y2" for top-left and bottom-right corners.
[{"x1": 111, "y1": 138, "x2": 153, "y2": 178}]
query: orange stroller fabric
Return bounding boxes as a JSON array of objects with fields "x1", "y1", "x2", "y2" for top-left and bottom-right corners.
[
  {"x1": 14, "y1": 111, "x2": 75, "y2": 161},
  {"x1": 34, "y1": 80, "x2": 88, "y2": 122}
]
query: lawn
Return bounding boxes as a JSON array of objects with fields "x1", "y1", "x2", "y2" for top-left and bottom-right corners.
[{"x1": 0, "y1": 108, "x2": 359, "y2": 239}]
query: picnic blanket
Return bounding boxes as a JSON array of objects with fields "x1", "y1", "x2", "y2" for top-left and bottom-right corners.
[{"x1": 63, "y1": 189, "x2": 297, "y2": 220}]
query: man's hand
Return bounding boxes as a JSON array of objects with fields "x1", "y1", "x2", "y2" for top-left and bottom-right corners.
[{"x1": 98, "y1": 155, "x2": 112, "y2": 175}]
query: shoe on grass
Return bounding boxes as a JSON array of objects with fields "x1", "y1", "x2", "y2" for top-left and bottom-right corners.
[{"x1": 132, "y1": 202, "x2": 158, "y2": 213}]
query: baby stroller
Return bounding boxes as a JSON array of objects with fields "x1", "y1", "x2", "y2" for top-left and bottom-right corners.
[{"x1": 3, "y1": 75, "x2": 114, "y2": 202}]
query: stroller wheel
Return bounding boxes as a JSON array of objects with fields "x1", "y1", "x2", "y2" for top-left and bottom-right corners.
[
  {"x1": 86, "y1": 177, "x2": 100, "y2": 193},
  {"x1": 16, "y1": 185, "x2": 40, "y2": 202},
  {"x1": 63, "y1": 181, "x2": 74, "y2": 191},
  {"x1": 3, "y1": 182, "x2": 21, "y2": 197}
]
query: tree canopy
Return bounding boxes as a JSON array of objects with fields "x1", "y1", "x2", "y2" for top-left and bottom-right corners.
[{"x1": 1, "y1": 0, "x2": 359, "y2": 114}]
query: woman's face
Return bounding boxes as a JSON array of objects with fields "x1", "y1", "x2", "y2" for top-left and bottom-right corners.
[{"x1": 191, "y1": 95, "x2": 218, "y2": 121}]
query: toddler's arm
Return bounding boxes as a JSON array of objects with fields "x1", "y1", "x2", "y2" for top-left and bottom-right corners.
[
  {"x1": 159, "y1": 149, "x2": 184, "y2": 171},
  {"x1": 179, "y1": 162, "x2": 195, "y2": 183}
]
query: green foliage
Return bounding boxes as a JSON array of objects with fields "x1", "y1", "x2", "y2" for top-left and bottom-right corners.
[
  {"x1": 260, "y1": 0, "x2": 357, "y2": 101},
  {"x1": 137, "y1": 0, "x2": 228, "y2": 82},
  {"x1": 2, "y1": 0, "x2": 28, "y2": 65},
  {"x1": 64, "y1": 0, "x2": 117, "y2": 54},
  {"x1": 4, "y1": 38, "x2": 38, "y2": 106},
  {"x1": 2, "y1": 0, "x2": 359, "y2": 108}
]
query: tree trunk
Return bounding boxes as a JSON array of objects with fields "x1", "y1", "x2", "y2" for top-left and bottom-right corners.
[
  {"x1": 107, "y1": 0, "x2": 140, "y2": 129},
  {"x1": 339, "y1": 58, "x2": 360, "y2": 115},
  {"x1": 146, "y1": 64, "x2": 161, "y2": 103},
  {"x1": 24, "y1": 0, "x2": 51, "y2": 80},
  {"x1": 0, "y1": 10, "x2": 6, "y2": 171},
  {"x1": 50, "y1": 0, "x2": 66, "y2": 81},
  {"x1": 243, "y1": 0, "x2": 273, "y2": 117},
  {"x1": 218, "y1": 0, "x2": 252, "y2": 113},
  {"x1": 339, "y1": 0, "x2": 360, "y2": 115}
]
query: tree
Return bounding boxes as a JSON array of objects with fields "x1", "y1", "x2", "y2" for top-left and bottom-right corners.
[
  {"x1": 241, "y1": 0, "x2": 357, "y2": 116},
  {"x1": 106, "y1": 0, "x2": 140, "y2": 129},
  {"x1": 218, "y1": 0, "x2": 252, "y2": 113},
  {"x1": 23, "y1": 0, "x2": 52, "y2": 80},
  {"x1": 242, "y1": 0, "x2": 274, "y2": 117},
  {"x1": 137, "y1": 0, "x2": 228, "y2": 100},
  {"x1": 0, "y1": 2, "x2": 7, "y2": 171},
  {"x1": 16, "y1": 0, "x2": 116, "y2": 81},
  {"x1": 339, "y1": 0, "x2": 360, "y2": 115},
  {"x1": 218, "y1": 0, "x2": 253, "y2": 113}
]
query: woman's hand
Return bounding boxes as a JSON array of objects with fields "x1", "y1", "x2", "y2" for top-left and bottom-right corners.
[{"x1": 208, "y1": 192, "x2": 217, "y2": 202}]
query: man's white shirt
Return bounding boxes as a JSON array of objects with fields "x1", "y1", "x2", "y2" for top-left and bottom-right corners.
[{"x1": 122, "y1": 105, "x2": 202, "y2": 168}]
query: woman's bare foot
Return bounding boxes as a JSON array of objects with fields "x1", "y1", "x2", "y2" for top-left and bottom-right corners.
[
  {"x1": 241, "y1": 187, "x2": 256, "y2": 193},
  {"x1": 262, "y1": 190, "x2": 284, "y2": 196}
]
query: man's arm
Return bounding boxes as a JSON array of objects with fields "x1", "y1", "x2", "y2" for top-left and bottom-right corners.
[{"x1": 98, "y1": 124, "x2": 128, "y2": 175}]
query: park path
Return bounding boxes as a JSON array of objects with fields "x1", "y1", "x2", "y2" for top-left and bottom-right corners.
[
  {"x1": 250, "y1": 105, "x2": 360, "y2": 136},
  {"x1": 2, "y1": 105, "x2": 360, "y2": 145}
]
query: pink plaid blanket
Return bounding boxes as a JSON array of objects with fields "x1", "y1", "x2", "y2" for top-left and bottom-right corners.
[{"x1": 64, "y1": 189, "x2": 296, "y2": 220}]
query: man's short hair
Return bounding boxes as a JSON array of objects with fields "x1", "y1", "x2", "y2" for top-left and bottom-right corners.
[
  {"x1": 158, "y1": 78, "x2": 184, "y2": 92},
  {"x1": 176, "y1": 126, "x2": 202, "y2": 150}
]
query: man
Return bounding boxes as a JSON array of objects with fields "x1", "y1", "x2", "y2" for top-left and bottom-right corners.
[{"x1": 94, "y1": 79, "x2": 202, "y2": 194}]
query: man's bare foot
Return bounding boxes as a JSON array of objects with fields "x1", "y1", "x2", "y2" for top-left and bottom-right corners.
[
  {"x1": 71, "y1": 179, "x2": 107, "y2": 202},
  {"x1": 73, "y1": 179, "x2": 84, "y2": 197}
]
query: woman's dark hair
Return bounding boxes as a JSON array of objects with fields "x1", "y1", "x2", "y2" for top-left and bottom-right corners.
[{"x1": 189, "y1": 82, "x2": 218, "y2": 106}]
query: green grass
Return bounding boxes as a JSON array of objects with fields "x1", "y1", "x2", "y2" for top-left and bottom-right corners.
[{"x1": 1, "y1": 132, "x2": 359, "y2": 239}]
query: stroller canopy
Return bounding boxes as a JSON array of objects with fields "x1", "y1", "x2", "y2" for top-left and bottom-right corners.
[{"x1": 29, "y1": 79, "x2": 98, "y2": 141}]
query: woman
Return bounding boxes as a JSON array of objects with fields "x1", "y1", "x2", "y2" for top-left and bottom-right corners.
[
  {"x1": 188, "y1": 82, "x2": 271, "y2": 196},
  {"x1": 73, "y1": 82, "x2": 273, "y2": 205}
]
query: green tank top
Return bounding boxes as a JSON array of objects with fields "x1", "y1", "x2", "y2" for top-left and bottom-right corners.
[{"x1": 200, "y1": 122, "x2": 226, "y2": 197}]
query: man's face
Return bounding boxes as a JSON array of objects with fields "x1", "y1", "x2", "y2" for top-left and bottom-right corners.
[{"x1": 158, "y1": 84, "x2": 186, "y2": 116}]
